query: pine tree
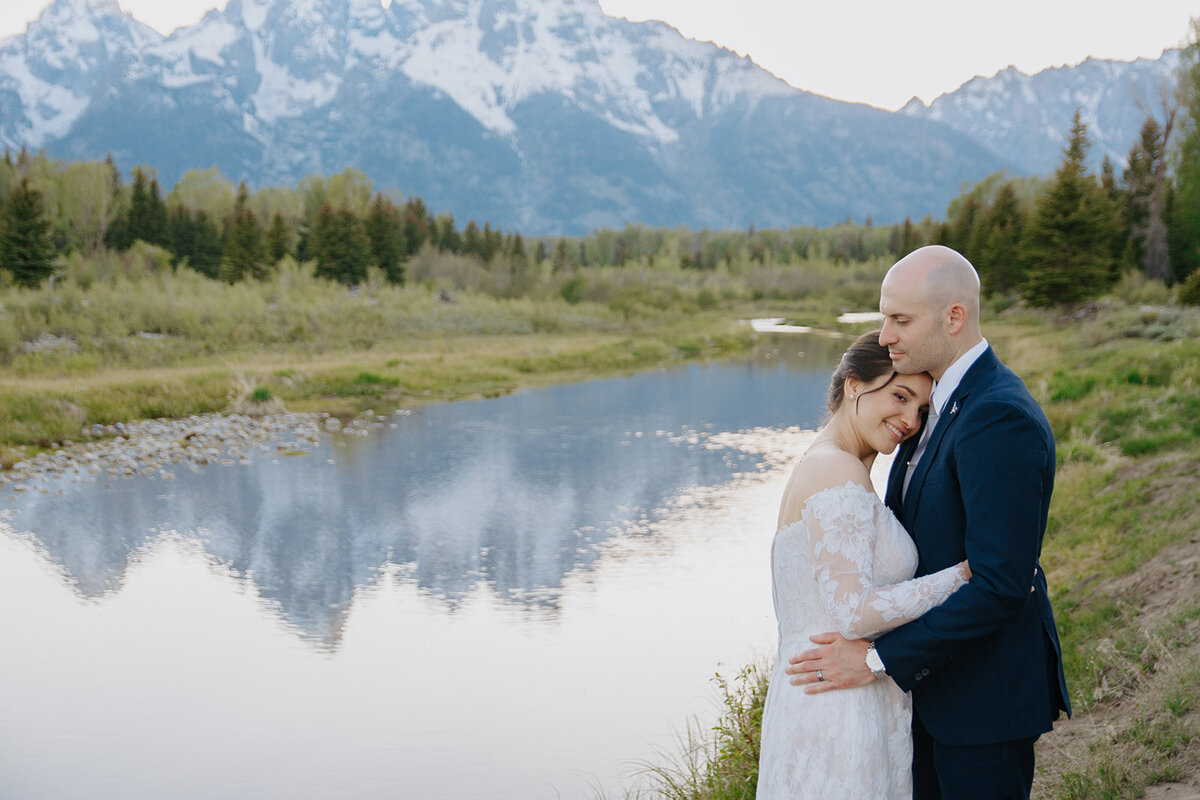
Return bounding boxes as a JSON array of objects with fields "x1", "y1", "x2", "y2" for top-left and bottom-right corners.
[
  {"x1": 481, "y1": 222, "x2": 501, "y2": 262},
  {"x1": 462, "y1": 219, "x2": 482, "y2": 258},
  {"x1": 435, "y1": 212, "x2": 462, "y2": 254},
  {"x1": 0, "y1": 177, "x2": 56, "y2": 287},
  {"x1": 266, "y1": 211, "x2": 292, "y2": 265},
  {"x1": 222, "y1": 184, "x2": 266, "y2": 281},
  {"x1": 949, "y1": 194, "x2": 981, "y2": 258},
  {"x1": 168, "y1": 205, "x2": 196, "y2": 267},
  {"x1": 402, "y1": 197, "x2": 432, "y2": 257},
  {"x1": 124, "y1": 167, "x2": 168, "y2": 247},
  {"x1": 973, "y1": 182, "x2": 1027, "y2": 295},
  {"x1": 1099, "y1": 155, "x2": 1128, "y2": 271},
  {"x1": 365, "y1": 195, "x2": 405, "y2": 284},
  {"x1": 310, "y1": 203, "x2": 335, "y2": 279},
  {"x1": 887, "y1": 224, "x2": 902, "y2": 256},
  {"x1": 312, "y1": 203, "x2": 371, "y2": 285},
  {"x1": 899, "y1": 217, "x2": 920, "y2": 254},
  {"x1": 552, "y1": 238, "x2": 574, "y2": 272},
  {"x1": 508, "y1": 232, "x2": 525, "y2": 259},
  {"x1": 1021, "y1": 110, "x2": 1116, "y2": 306},
  {"x1": 191, "y1": 210, "x2": 223, "y2": 278},
  {"x1": 169, "y1": 206, "x2": 223, "y2": 277},
  {"x1": 147, "y1": 177, "x2": 169, "y2": 246}
]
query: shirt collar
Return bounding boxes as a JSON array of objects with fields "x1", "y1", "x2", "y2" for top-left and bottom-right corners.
[{"x1": 930, "y1": 338, "x2": 988, "y2": 415}]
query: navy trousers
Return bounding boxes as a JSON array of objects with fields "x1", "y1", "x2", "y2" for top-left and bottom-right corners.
[{"x1": 912, "y1": 713, "x2": 1037, "y2": 800}]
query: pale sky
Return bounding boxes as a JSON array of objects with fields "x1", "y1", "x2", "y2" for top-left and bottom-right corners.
[{"x1": 1, "y1": 0, "x2": 1195, "y2": 110}]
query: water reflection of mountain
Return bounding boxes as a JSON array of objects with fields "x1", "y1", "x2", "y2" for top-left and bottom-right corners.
[{"x1": 4, "y1": 338, "x2": 842, "y2": 647}]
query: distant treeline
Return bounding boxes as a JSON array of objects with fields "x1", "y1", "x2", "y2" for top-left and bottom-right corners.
[
  {"x1": 0, "y1": 145, "x2": 918, "y2": 288},
  {"x1": 0, "y1": 155, "x2": 534, "y2": 288}
]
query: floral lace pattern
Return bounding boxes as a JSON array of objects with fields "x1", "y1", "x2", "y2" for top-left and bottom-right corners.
[{"x1": 756, "y1": 482, "x2": 966, "y2": 799}]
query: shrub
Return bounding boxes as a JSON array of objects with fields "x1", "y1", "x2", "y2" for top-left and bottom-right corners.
[
  {"x1": 560, "y1": 275, "x2": 586, "y2": 305},
  {"x1": 1110, "y1": 270, "x2": 1172, "y2": 305},
  {"x1": 1178, "y1": 269, "x2": 1200, "y2": 306}
]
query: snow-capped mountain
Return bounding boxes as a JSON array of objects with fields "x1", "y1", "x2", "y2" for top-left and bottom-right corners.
[
  {"x1": 901, "y1": 52, "x2": 1182, "y2": 176},
  {"x1": 0, "y1": 0, "x2": 1095, "y2": 233},
  {"x1": 0, "y1": 0, "x2": 158, "y2": 147}
]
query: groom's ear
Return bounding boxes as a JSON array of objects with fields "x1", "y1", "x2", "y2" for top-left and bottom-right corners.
[{"x1": 945, "y1": 302, "x2": 967, "y2": 334}]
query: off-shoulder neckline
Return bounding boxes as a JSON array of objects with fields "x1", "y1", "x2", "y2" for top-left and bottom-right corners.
[
  {"x1": 778, "y1": 481, "x2": 879, "y2": 534},
  {"x1": 807, "y1": 480, "x2": 876, "y2": 502}
]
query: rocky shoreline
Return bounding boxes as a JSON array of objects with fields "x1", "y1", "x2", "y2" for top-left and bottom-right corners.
[{"x1": 1, "y1": 409, "x2": 410, "y2": 494}]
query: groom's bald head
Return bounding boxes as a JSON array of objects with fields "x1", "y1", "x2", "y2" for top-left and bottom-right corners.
[
  {"x1": 878, "y1": 246, "x2": 983, "y2": 379},
  {"x1": 884, "y1": 245, "x2": 980, "y2": 324}
]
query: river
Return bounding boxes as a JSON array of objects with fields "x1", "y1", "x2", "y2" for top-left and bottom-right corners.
[{"x1": 0, "y1": 334, "x2": 893, "y2": 799}]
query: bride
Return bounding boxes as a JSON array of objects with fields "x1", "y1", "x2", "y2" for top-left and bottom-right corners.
[{"x1": 755, "y1": 331, "x2": 970, "y2": 799}]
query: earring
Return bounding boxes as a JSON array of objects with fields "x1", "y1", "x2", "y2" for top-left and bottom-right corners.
[{"x1": 848, "y1": 392, "x2": 855, "y2": 399}]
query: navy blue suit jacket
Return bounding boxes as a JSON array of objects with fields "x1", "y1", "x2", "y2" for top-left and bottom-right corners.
[{"x1": 875, "y1": 347, "x2": 1071, "y2": 746}]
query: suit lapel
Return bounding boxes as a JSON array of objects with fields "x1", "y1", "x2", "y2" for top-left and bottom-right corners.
[{"x1": 901, "y1": 348, "x2": 999, "y2": 524}]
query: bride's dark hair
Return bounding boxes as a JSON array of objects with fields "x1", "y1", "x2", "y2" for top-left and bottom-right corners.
[{"x1": 826, "y1": 329, "x2": 897, "y2": 413}]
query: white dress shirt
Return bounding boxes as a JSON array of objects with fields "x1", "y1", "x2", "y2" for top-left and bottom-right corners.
[{"x1": 902, "y1": 338, "x2": 989, "y2": 499}]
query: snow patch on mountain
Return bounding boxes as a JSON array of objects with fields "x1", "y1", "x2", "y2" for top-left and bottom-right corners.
[
  {"x1": 0, "y1": 56, "x2": 87, "y2": 142},
  {"x1": 239, "y1": 0, "x2": 272, "y2": 32},
  {"x1": 251, "y1": 35, "x2": 343, "y2": 122},
  {"x1": 402, "y1": 17, "x2": 518, "y2": 133},
  {"x1": 159, "y1": 17, "x2": 240, "y2": 68}
]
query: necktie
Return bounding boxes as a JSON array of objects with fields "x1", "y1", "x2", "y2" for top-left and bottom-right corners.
[{"x1": 902, "y1": 406, "x2": 939, "y2": 500}]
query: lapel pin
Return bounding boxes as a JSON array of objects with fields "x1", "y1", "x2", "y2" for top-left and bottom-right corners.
[{"x1": 949, "y1": 401, "x2": 958, "y2": 415}]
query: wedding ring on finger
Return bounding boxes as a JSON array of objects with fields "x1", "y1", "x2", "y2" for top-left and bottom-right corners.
[{"x1": 816, "y1": 669, "x2": 824, "y2": 682}]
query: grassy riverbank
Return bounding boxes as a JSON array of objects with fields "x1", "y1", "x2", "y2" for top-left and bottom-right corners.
[
  {"x1": 635, "y1": 293, "x2": 1200, "y2": 799},
  {"x1": 0, "y1": 246, "x2": 903, "y2": 467},
  {"x1": 0, "y1": 249, "x2": 814, "y2": 465}
]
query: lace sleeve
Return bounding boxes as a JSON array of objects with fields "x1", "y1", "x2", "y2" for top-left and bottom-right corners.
[{"x1": 802, "y1": 484, "x2": 967, "y2": 640}]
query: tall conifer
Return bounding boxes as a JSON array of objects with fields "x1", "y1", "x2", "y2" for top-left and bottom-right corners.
[
  {"x1": 312, "y1": 203, "x2": 371, "y2": 285},
  {"x1": 0, "y1": 177, "x2": 56, "y2": 287},
  {"x1": 222, "y1": 183, "x2": 266, "y2": 281},
  {"x1": 365, "y1": 195, "x2": 405, "y2": 283},
  {"x1": 973, "y1": 183, "x2": 1027, "y2": 295},
  {"x1": 266, "y1": 211, "x2": 292, "y2": 265},
  {"x1": 1021, "y1": 110, "x2": 1116, "y2": 306},
  {"x1": 125, "y1": 167, "x2": 168, "y2": 247}
]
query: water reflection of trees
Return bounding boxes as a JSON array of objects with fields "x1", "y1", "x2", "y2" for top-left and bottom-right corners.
[{"x1": 5, "y1": 341, "x2": 838, "y2": 649}]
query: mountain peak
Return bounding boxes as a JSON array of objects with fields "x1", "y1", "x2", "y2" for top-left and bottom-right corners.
[
  {"x1": 31, "y1": 0, "x2": 158, "y2": 42},
  {"x1": 901, "y1": 52, "x2": 1180, "y2": 174}
]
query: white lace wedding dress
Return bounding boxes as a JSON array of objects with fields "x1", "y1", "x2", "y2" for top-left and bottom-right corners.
[{"x1": 756, "y1": 481, "x2": 967, "y2": 799}]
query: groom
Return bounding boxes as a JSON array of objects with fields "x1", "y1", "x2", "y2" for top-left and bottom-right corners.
[{"x1": 787, "y1": 245, "x2": 1071, "y2": 799}]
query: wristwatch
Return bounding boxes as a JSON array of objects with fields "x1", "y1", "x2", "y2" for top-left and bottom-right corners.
[{"x1": 865, "y1": 643, "x2": 887, "y2": 678}]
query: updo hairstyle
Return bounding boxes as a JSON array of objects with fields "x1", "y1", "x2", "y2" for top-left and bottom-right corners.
[{"x1": 826, "y1": 329, "x2": 897, "y2": 414}]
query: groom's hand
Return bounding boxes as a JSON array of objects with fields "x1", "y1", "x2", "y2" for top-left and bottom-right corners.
[{"x1": 785, "y1": 633, "x2": 875, "y2": 694}]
